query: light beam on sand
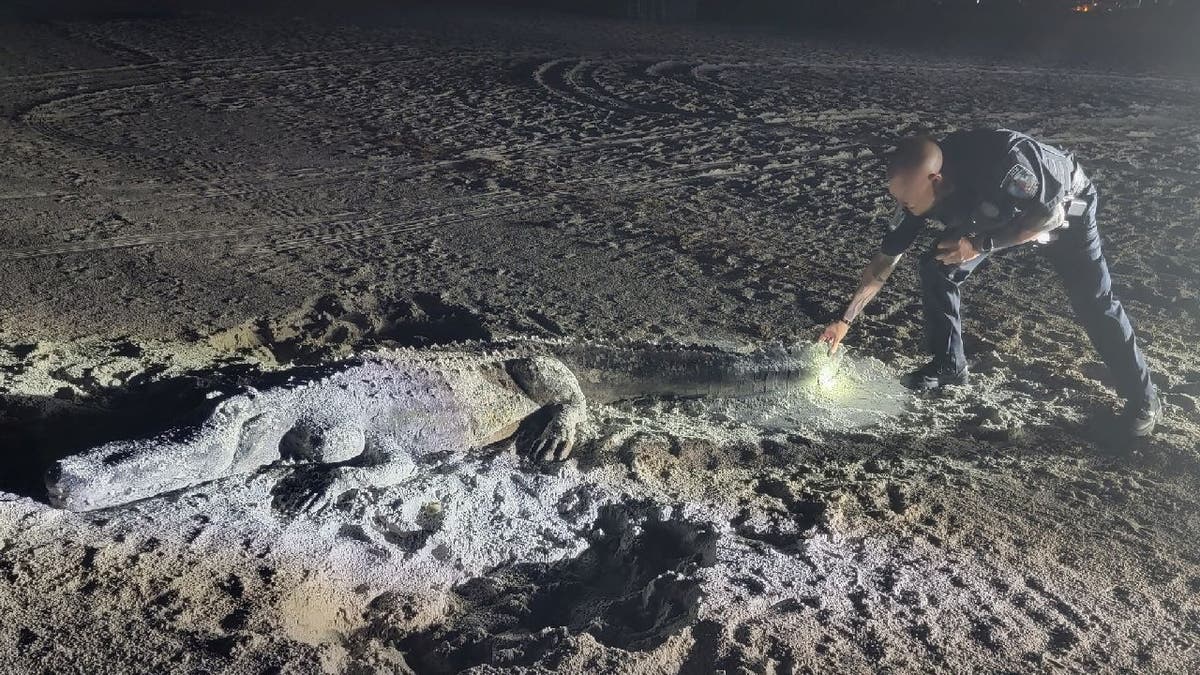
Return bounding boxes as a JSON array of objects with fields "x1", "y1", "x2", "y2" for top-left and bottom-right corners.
[
  {"x1": 816, "y1": 346, "x2": 845, "y2": 392},
  {"x1": 681, "y1": 343, "x2": 907, "y2": 432}
]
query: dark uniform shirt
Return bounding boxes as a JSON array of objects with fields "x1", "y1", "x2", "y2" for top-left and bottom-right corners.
[{"x1": 880, "y1": 129, "x2": 1080, "y2": 257}]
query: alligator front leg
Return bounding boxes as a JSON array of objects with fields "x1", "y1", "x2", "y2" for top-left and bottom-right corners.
[
  {"x1": 506, "y1": 356, "x2": 587, "y2": 462},
  {"x1": 524, "y1": 402, "x2": 585, "y2": 461},
  {"x1": 286, "y1": 457, "x2": 418, "y2": 515}
]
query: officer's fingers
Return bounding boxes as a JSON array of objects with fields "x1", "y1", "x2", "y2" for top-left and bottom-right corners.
[{"x1": 936, "y1": 239, "x2": 956, "y2": 251}]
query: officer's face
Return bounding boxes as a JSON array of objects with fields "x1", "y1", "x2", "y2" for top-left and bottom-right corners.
[{"x1": 888, "y1": 168, "x2": 940, "y2": 217}]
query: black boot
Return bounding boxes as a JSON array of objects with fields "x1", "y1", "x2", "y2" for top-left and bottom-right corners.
[
  {"x1": 1123, "y1": 389, "x2": 1162, "y2": 437},
  {"x1": 901, "y1": 360, "x2": 969, "y2": 391}
]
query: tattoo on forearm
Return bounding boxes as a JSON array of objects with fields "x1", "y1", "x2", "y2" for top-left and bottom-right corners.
[
  {"x1": 843, "y1": 254, "x2": 899, "y2": 322},
  {"x1": 869, "y1": 254, "x2": 899, "y2": 282},
  {"x1": 844, "y1": 293, "x2": 870, "y2": 322}
]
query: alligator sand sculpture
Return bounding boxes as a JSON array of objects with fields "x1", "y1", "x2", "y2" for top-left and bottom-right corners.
[{"x1": 47, "y1": 339, "x2": 901, "y2": 512}]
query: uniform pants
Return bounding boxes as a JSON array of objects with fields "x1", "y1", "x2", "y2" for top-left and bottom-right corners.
[{"x1": 917, "y1": 184, "x2": 1155, "y2": 403}]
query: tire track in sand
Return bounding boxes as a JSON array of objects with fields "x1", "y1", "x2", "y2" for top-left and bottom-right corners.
[{"x1": 0, "y1": 141, "x2": 872, "y2": 261}]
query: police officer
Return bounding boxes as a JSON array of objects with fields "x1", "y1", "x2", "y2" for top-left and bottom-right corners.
[{"x1": 817, "y1": 129, "x2": 1162, "y2": 437}]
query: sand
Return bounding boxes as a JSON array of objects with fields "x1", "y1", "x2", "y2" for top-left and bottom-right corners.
[{"x1": 0, "y1": 6, "x2": 1198, "y2": 674}]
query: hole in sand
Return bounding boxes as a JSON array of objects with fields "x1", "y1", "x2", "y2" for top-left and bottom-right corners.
[{"x1": 391, "y1": 504, "x2": 718, "y2": 671}]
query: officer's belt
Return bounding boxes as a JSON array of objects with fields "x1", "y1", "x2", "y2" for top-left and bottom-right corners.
[
  {"x1": 1063, "y1": 160, "x2": 1089, "y2": 220},
  {"x1": 1035, "y1": 161, "x2": 1089, "y2": 245}
]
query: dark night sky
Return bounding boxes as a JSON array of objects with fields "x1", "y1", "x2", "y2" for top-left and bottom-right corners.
[{"x1": 3, "y1": 0, "x2": 1198, "y2": 69}]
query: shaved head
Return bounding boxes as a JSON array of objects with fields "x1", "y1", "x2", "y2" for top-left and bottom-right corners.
[
  {"x1": 887, "y1": 135, "x2": 943, "y2": 177},
  {"x1": 885, "y1": 135, "x2": 947, "y2": 217}
]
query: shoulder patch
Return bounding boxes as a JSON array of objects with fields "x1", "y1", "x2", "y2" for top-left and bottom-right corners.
[{"x1": 1002, "y1": 163, "x2": 1039, "y2": 200}]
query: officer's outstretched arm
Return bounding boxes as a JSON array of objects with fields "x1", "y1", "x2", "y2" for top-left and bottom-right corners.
[
  {"x1": 818, "y1": 252, "x2": 901, "y2": 354},
  {"x1": 844, "y1": 252, "x2": 902, "y2": 322}
]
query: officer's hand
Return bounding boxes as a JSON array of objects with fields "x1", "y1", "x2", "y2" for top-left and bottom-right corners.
[
  {"x1": 818, "y1": 320, "x2": 850, "y2": 355},
  {"x1": 935, "y1": 237, "x2": 980, "y2": 265}
]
